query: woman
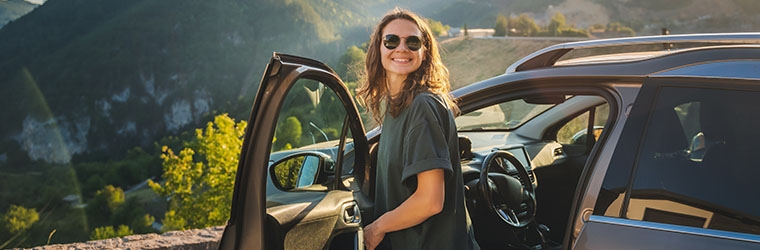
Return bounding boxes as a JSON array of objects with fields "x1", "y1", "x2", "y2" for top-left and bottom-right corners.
[{"x1": 358, "y1": 8, "x2": 480, "y2": 250}]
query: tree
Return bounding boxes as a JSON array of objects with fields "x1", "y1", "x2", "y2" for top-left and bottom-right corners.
[
  {"x1": 2, "y1": 205, "x2": 39, "y2": 234},
  {"x1": 274, "y1": 116, "x2": 302, "y2": 150},
  {"x1": 426, "y1": 18, "x2": 450, "y2": 37},
  {"x1": 510, "y1": 14, "x2": 540, "y2": 36},
  {"x1": 548, "y1": 12, "x2": 566, "y2": 36},
  {"x1": 337, "y1": 46, "x2": 366, "y2": 83},
  {"x1": 90, "y1": 225, "x2": 132, "y2": 240},
  {"x1": 607, "y1": 22, "x2": 636, "y2": 36},
  {"x1": 86, "y1": 185, "x2": 125, "y2": 227},
  {"x1": 494, "y1": 15, "x2": 508, "y2": 37},
  {"x1": 149, "y1": 113, "x2": 247, "y2": 231}
]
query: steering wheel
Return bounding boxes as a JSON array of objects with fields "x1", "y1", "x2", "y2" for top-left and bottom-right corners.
[{"x1": 479, "y1": 150, "x2": 537, "y2": 228}]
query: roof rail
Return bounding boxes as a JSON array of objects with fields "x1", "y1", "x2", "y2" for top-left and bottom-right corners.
[{"x1": 505, "y1": 32, "x2": 760, "y2": 73}]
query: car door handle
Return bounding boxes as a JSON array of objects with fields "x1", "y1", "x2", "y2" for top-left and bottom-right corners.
[{"x1": 343, "y1": 202, "x2": 361, "y2": 224}]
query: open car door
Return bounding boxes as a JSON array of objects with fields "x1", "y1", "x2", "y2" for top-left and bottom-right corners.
[{"x1": 218, "y1": 53, "x2": 369, "y2": 250}]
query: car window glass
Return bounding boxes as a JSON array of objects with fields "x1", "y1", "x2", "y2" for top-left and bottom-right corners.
[
  {"x1": 268, "y1": 78, "x2": 352, "y2": 190},
  {"x1": 628, "y1": 86, "x2": 760, "y2": 235},
  {"x1": 557, "y1": 103, "x2": 609, "y2": 145},
  {"x1": 456, "y1": 99, "x2": 554, "y2": 131}
]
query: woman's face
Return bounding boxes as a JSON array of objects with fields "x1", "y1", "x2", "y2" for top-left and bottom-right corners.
[{"x1": 380, "y1": 19, "x2": 425, "y2": 82}]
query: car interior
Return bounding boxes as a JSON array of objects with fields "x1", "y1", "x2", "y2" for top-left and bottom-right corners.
[
  {"x1": 262, "y1": 75, "x2": 617, "y2": 250},
  {"x1": 358, "y1": 91, "x2": 612, "y2": 249}
]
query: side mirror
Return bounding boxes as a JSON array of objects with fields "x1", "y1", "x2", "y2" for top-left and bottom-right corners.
[
  {"x1": 689, "y1": 132, "x2": 706, "y2": 162},
  {"x1": 269, "y1": 151, "x2": 334, "y2": 191}
]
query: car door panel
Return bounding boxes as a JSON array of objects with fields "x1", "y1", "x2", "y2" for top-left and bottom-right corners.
[
  {"x1": 219, "y1": 53, "x2": 368, "y2": 250},
  {"x1": 575, "y1": 216, "x2": 760, "y2": 250},
  {"x1": 266, "y1": 191, "x2": 360, "y2": 250}
]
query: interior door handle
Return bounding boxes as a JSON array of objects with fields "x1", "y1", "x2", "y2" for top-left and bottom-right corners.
[{"x1": 343, "y1": 201, "x2": 361, "y2": 224}]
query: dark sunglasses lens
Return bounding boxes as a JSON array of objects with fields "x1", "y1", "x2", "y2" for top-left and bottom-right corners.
[
  {"x1": 406, "y1": 36, "x2": 422, "y2": 51},
  {"x1": 383, "y1": 35, "x2": 400, "y2": 49}
]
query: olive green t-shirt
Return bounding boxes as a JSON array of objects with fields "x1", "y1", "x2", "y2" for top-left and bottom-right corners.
[{"x1": 374, "y1": 92, "x2": 480, "y2": 250}]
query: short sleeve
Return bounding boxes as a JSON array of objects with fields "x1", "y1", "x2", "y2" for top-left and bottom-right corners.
[{"x1": 400, "y1": 99, "x2": 454, "y2": 185}]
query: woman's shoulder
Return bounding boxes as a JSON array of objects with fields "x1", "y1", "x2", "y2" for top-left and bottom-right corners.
[
  {"x1": 412, "y1": 92, "x2": 446, "y2": 108},
  {"x1": 409, "y1": 92, "x2": 452, "y2": 117}
]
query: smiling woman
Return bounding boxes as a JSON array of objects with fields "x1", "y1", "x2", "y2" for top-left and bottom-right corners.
[{"x1": 357, "y1": 8, "x2": 480, "y2": 250}]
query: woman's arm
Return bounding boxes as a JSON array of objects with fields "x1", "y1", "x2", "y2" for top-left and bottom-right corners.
[{"x1": 364, "y1": 168, "x2": 445, "y2": 250}]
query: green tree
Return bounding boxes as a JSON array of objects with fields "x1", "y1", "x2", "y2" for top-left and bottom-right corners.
[
  {"x1": 510, "y1": 14, "x2": 540, "y2": 36},
  {"x1": 149, "y1": 113, "x2": 246, "y2": 231},
  {"x1": 607, "y1": 22, "x2": 636, "y2": 36},
  {"x1": 2, "y1": 205, "x2": 39, "y2": 234},
  {"x1": 86, "y1": 185, "x2": 125, "y2": 227},
  {"x1": 548, "y1": 12, "x2": 566, "y2": 36},
  {"x1": 130, "y1": 214, "x2": 155, "y2": 234},
  {"x1": 426, "y1": 18, "x2": 450, "y2": 37},
  {"x1": 275, "y1": 116, "x2": 302, "y2": 150},
  {"x1": 337, "y1": 46, "x2": 366, "y2": 83},
  {"x1": 493, "y1": 15, "x2": 508, "y2": 37},
  {"x1": 90, "y1": 225, "x2": 133, "y2": 240},
  {"x1": 272, "y1": 156, "x2": 304, "y2": 189}
]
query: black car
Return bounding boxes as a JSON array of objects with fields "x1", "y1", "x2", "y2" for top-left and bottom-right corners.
[{"x1": 219, "y1": 33, "x2": 760, "y2": 250}]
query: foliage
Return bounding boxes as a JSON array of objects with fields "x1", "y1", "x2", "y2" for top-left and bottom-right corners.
[
  {"x1": 73, "y1": 147, "x2": 161, "y2": 199},
  {"x1": 85, "y1": 185, "x2": 125, "y2": 228},
  {"x1": 272, "y1": 156, "x2": 304, "y2": 190},
  {"x1": 337, "y1": 46, "x2": 366, "y2": 83},
  {"x1": 548, "y1": 12, "x2": 566, "y2": 36},
  {"x1": 148, "y1": 113, "x2": 246, "y2": 231},
  {"x1": 607, "y1": 22, "x2": 636, "y2": 36},
  {"x1": 509, "y1": 14, "x2": 540, "y2": 37},
  {"x1": 89, "y1": 225, "x2": 133, "y2": 240},
  {"x1": 274, "y1": 116, "x2": 303, "y2": 151},
  {"x1": 493, "y1": 15, "x2": 508, "y2": 37},
  {"x1": 2, "y1": 205, "x2": 39, "y2": 234},
  {"x1": 130, "y1": 213, "x2": 155, "y2": 234},
  {"x1": 110, "y1": 197, "x2": 156, "y2": 234},
  {"x1": 426, "y1": 18, "x2": 450, "y2": 37}
]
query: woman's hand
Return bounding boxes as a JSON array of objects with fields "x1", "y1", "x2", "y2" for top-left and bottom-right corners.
[{"x1": 363, "y1": 222, "x2": 385, "y2": 250}]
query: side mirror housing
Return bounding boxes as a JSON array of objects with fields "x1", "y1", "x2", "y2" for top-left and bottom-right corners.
[{"x1": 269, "y1": 151, "x2": 334, "y2": 191}]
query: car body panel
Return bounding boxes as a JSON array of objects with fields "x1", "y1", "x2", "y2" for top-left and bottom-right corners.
[
  {"x1": 574, "y1": 216, "x2": 760, "y2": 250},
  {"x1": 219, "y1": 53, "x2": 367, "y2": 250}
]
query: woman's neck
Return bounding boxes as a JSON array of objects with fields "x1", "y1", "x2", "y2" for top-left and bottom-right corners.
[{"x1": 386, "y1": 75, "x2": 405, "y2": 97}]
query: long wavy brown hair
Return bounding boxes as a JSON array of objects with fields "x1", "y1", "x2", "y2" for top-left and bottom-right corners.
[{"x1": 356, "y1": 8, "x2": 457, "y2": 125}]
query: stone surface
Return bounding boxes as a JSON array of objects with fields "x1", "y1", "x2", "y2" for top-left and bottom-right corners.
[{"x1": 21, "y1": 226, "x2": 223, "y2": 250}]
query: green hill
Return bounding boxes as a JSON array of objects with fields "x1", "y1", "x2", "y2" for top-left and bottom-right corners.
[
  {"x1": 0, "y1": 0, "x2": 380, "y2": 163},
  {"x1": 1, "y1": 0, "x2": 759, "y2": 165}
]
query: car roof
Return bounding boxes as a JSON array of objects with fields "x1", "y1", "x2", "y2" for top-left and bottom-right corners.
[
  {"x1": 506, "y1": 32, "x2": 760, "y2": 73},
  {"x1": 453, "y1": 34, "x2": 760, "y2": 102}
]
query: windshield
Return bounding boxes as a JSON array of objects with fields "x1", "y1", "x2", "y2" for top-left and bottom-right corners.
[{"x1": 456, "y1": 98, "x2": 556, "y2": 131}]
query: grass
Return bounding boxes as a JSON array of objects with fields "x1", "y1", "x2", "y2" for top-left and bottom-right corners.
[{"x1": 440, "y1": 37, "x2": 570, "y2": 89}]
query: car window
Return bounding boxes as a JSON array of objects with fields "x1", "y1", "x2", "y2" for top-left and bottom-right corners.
[
  {"x1": 268, "y1": 78, "x2": 354, "y2": 190},
  {"x1": 627, "y1": 86, "x2": 760, "y2": 235},
  {"x1": 557, "y1": 103, "x2": 609, "y2": 145},
  {"x1": 456, "y1": 98, "x2": 555, "y2": 131}
]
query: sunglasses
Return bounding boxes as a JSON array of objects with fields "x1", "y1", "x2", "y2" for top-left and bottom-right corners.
[{"x1": 383, "y1": 34, "x2": 423, "y2": 51}]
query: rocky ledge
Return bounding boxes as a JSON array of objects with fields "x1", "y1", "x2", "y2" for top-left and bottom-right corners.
[{"x1": 21, "y1": 226, "x2": 223, "y2": 250}]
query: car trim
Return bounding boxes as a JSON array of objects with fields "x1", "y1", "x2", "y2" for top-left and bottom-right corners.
[
  {"x1": 507, "y1": 33, "x2": 760, "y2": 73},
  {"x1": 653, "y1": 60, "x2": 760, "y2": 80},
  {"x1": 589, "y1": 215, "x2": 760, "y2": 244}
]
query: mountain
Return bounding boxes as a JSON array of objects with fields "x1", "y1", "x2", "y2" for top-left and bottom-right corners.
[
  {"x1": 0, "y1": 0, "x2": 758, "y2": 165},
  {"x1": 0, "y1": 0, "x2": 39, "y2": 28},
  {"x1": 0, "y1": 0, "x2": 380, "y2": 164}
]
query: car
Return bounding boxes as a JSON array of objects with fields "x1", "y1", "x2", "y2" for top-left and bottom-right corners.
[{"x1": 218, "y1": 33, "x2": 760, "y2": 250}]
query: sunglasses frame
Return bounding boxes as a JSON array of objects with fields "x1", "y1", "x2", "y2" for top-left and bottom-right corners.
[{"x1": 383, "y1": 34, "x2": 424, "y2": 51}]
